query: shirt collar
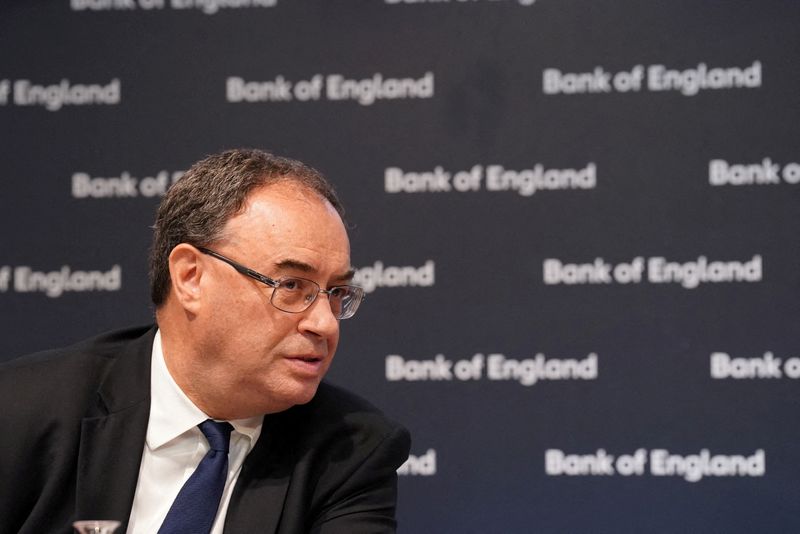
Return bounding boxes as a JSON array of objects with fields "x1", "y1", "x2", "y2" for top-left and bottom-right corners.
[{"x1": 148, "y1": 329, "x2": 263, "y2": 450}]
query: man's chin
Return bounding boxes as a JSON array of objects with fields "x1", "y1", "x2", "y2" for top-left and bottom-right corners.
[
  {"x1": 266, "y1": 381, "x2": 322, "y2": 412},
  {"x1": 290, "y1": 381, "x2": 322, "y2": 405}
]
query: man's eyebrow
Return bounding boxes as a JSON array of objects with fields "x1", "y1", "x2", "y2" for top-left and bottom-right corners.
[
  {"x1": 337, "y1": 268, "x2": 357, "y2": 283},
  {"x1": 273, "y1": 259, "x2": 315, "y2": 273},
  {"x1": 273, "y1": 259, "x2": 356, "y2": 283}
]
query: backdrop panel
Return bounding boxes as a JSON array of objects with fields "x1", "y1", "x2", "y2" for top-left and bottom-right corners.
[{"x1": 1, "y1": 1, "x2": 798, "y2": 532}]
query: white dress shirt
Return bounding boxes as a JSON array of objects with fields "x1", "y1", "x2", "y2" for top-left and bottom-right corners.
[{"x1": 126, "y1": 330, "x2": 263, "y2": 534}]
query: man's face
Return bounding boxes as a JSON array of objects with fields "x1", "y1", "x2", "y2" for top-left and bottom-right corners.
[{"x1": 193, "y1": 181, "x2": 352, "y2": 417}]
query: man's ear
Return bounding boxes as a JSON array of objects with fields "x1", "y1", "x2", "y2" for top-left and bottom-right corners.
[{"x1": 168, "y1": 244, "x2": 205, "y2": 313}]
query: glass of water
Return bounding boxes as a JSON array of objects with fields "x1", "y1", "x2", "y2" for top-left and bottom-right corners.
[{"x1": 72, "y1": 520, "x2": 121, "y2": 534}]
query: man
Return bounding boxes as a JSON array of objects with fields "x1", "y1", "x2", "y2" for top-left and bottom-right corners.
[{"x1": 0, "y1": 149, "x2": 411, "y2": 533}]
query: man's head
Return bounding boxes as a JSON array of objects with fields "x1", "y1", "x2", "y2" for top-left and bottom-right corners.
[
  {"x1": 149, "y1": 148, "x2": 344, "y2": 306},
  {"x1": 149, "y1": 149, "x2": 355, "y2": 419}
]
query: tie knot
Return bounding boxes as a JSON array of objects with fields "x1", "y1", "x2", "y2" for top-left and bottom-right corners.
[{"x1": 198, "y1": 419, "x2": 233, "y2": 453}]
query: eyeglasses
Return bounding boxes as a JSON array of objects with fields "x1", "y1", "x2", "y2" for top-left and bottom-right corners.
[{"x1": 197, "y1": 247, "x2": 364, "y2": 320}]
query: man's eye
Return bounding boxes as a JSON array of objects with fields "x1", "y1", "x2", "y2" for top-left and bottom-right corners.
[
  {"x1": 280, "y1": 278, "x2": 301, "y2": 291},
  {"x1": 329, "y1": 287, "x2": 348, "y2": 300}
]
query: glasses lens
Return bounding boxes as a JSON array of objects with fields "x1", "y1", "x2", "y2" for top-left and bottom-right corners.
[
  {"x1": 272, "y1": 278, "x2": 318, "y2": 312},
  {"x1": 330, "y1": 286, "x2": 364, "y2": 320},
  {"x1": 272, "y1": 278, "x2": 364, "y2": 319}
]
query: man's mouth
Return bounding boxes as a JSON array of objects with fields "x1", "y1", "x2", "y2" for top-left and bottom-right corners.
[
  {"x1": 294, "y1": 355, "x2": 322, "y2": 363},
  {"x1": 286, "y1": 355, "x2": 325, "y2": 374}
]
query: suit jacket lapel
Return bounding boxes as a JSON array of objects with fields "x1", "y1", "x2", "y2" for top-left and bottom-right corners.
[
  {"x1": 74, "y1": 327, "x2": 155, "y2": 524},
  {"x1": 224, "y1": 412, "x2": 294, "y2": 533}
]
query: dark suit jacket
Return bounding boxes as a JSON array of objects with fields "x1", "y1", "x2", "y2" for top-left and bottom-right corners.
[{"x1": 0, "y1": 326, "x2": 411, "y2": 534}]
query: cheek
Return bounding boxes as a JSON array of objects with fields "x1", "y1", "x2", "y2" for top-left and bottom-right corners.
[
  {"x1": 205, "y1": 297, "x2": 278, "y2": 352},
  {"x1": 204, "y1": 281, "x2": 247, "y2": 324},
  {"x1": 327, "y1": 332, "x2": 340, "y2": 354},
  {"x1": 254, "y1": 310, "x2": 302, "y2": 348},
  {"x1": 219, "y1": 286, "x2": 273, "y2": 326}
]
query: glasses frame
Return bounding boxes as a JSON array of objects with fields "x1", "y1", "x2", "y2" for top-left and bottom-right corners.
[{"x1": 197, "y1": 247, "x2": 364, "y2": 320}]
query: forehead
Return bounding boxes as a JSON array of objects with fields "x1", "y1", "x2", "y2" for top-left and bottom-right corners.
[{"x1": 220, "y1": 181, "x2": 350, "y2": 271}]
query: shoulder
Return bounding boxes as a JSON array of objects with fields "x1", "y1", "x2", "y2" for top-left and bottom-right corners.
[
  {"x1": 301, "y1": 381, "x2": 407, "y2": 436},
  {"x1": 275, "y1": 382, "x2": 410, "y2": 465},
  {"x1": 307, "y1": 381, "x2": 389, "y2": 415},
  {"x1": 2, "y1": 324, "x2": 155, "y2": 371},
  {"x1": 269, "y1": 381, "x2": 410, "y2": 455},
  {"x1": 276, "y1": 383, "x2": 410, "y2": 528},
  {"x1": 1, "y1": 324, "x2": 154, "y2": 382},
  {"x1": 0, "y1": 325, "x2": 155, "y2": 418}
]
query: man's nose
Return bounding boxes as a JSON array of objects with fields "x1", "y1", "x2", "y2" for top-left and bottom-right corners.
[{"x1": 298, "y1": 293, "x2": 339, "y2": 338}]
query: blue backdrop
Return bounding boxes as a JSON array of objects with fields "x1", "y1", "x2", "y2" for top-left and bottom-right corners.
[{"x1": 1, "y1": 1, "x2": 799, "y2": 531}]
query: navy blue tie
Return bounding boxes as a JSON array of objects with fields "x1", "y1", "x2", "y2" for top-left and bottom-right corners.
[{"x1": 158, "y1": 420, "x2": 233, "y2": 534}]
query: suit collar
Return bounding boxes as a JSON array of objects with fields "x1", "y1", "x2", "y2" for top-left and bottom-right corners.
[
  {"x1": 74, "y1": 326, "x2": 155, "y2": 525},
  {"x1": 71, "y1": 325, "x2": 296, "y2": 532},
  {"x1": 224, "y1": 411, "x2": 294, "y2": 533}
]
